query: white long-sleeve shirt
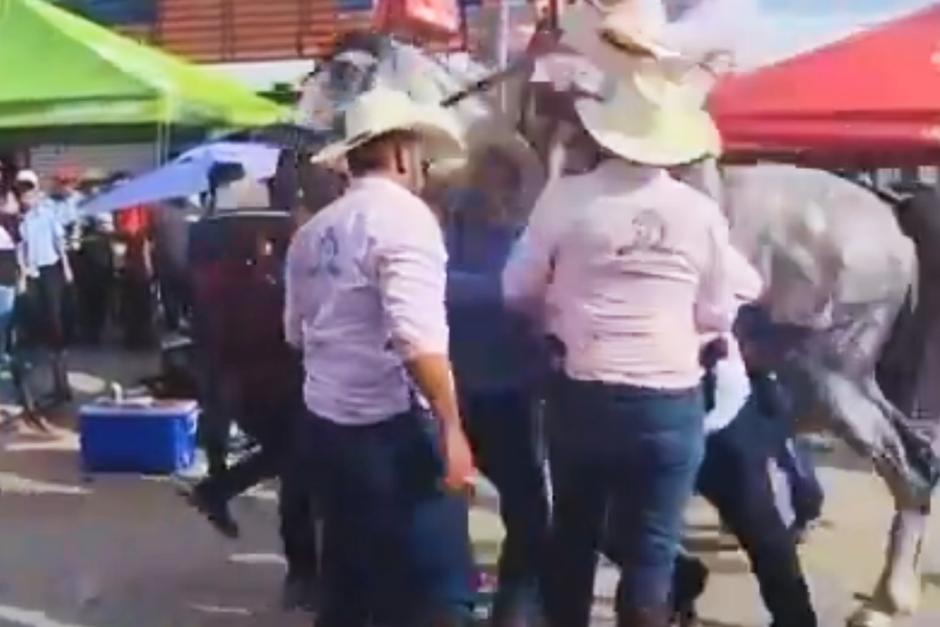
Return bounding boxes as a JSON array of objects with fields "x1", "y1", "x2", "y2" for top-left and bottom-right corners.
[
  {"x1": 284, "y1": 176, "x2": 450, "y2": 425},
  {"x1": 503, "y1": 160, "x2": 737, "y2": 390}
]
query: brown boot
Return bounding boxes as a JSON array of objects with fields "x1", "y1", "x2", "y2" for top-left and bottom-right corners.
[{"x1": 617, "y1": 605, "x2": 671, "y2": 627}]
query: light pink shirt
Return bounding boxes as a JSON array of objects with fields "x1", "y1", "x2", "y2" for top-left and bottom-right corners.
[
  {"x1": 284, "y1": 176, "x2": 449, "y2": 425},
  {"x1": 503, "y1": 160, "x2": 737, "y2": 390}
]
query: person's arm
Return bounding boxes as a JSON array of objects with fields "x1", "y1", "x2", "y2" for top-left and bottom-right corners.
[
  {"x1": 502, "y1": 181, "x2": 564, "y2": 317},
  {"x1": 60, "y1": 248, "x2": 74, "y2": 284},
  {"x1": 728, "y1": 246, "x2": 763, "y2": 304},
  {"x1": 374, "y1": 204, "x2": 476, "y2": 493},
  {"x1": 694, "y1": 207, "x2": 738, "y2": 334},
  {"x1": 402, "y1": 354, "x2": 474, "y2": 493},
  {"x1": 51, "y1": 219, "x2": 73, "y2": 284},
  {"x1": 282, "y1": 231, "x2": 306, "y2": 351},
  {"x1": 16, "y1": 219, "x2": 32, "y2": 290},
  {"x1": 15, "y1": 241, "x2": 27, "y2": 293}
]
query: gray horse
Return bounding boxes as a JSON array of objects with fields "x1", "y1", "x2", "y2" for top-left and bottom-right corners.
[
  {"x1": 295, "y1": 32, "x2": 940, "y2": 627},
  {"x1": 703, "y1": 164, "x2": 939, "y2": 626}
]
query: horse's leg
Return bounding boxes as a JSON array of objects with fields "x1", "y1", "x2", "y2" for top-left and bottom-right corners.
[
  {"x1": 787, "y1": 364, "x2": 931, "y2": 627},
  {"x1": 849, "y1": 378, "x2": 937, "y2": 626},
  {"x1": 847, "y1": 506, "x2": 929, "y2": 627},
  {"x1": 815, "y1": 299, "x2": 938, "y2": 505},
  {"x1": 771, "y1": 297, "x2": 936, "y2": 626},
  {"x1": 789, "y1": 362, "x2": 931, "y2": 507}
]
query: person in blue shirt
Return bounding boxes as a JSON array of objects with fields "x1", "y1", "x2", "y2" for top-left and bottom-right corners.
[
  {"x1": 16, "y1": 170, "x2": 73, "y2": 404},
  {"x1": 444, "y1": 147, "x2": 549, "y2": 625}
]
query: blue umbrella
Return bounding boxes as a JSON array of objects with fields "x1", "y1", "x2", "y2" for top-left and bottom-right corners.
[{"x1": 80, "y1": 141, "x2": 281, "y2": 216}]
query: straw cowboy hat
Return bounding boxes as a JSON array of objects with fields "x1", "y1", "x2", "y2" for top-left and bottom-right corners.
[
  {"x1": 561, "y1": 0, "x2": 678, "y2": 78},
  {"x1": 311, "y1": 86, "x2": 465, "y2": 164},
  {"x1": 575, "y1": 69, "x2": 721, "y2": 166}
]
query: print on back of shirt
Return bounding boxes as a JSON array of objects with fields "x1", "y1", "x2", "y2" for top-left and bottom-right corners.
[
  {"x1": 616, "y1": 209, "x2": 669, "y2": 255},
  {"x1": 311, "y1": 227, "x2": 341, "y2": 277}
]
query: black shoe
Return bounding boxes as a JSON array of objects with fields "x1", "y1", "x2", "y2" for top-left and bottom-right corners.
[
  {"x1": 671, "y1": 555, "x2": 708, "y2": 627},
  {"x1": 21, "y1": 410, "x2": 50, "y2": 432},
  {"x1": 490, "y1": 581, "x2": 542, "y2": 627},
  {"x1": 187, "y1": 486, "x2": 240, "y2": 539},
  {"x1": 282, "y1": 575, "x2": 319, "y2": 613}
]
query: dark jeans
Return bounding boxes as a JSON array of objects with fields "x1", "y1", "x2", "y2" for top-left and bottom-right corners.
[
  {"x1": 300, "y1": 410, "x2": 475, "y2": 627},
  {"x1": 120, "y1": 275, "x2": 155, "y2": 348},
  {"x1": 197, "y1": 406, "x2": 318, "y2": 579},
  {"x1": 462, "y1": 388, "x2": 548, "y2": 610},
  {"x1": 545, "y1": 377, "x2": 704, "y2": 626},
  {"x1": 158, "y1": 272, "x2": 189, "y2": 332},
  {"x1": 30, "y1": 263, "x2": 67, "y2": 351},
  {"x1": 194, "y1": 362, "x2": 231, "y2": 477},
  {"x1": 75, "y1": 250, "x2": 113, "y2": 344},
  {"x1": 62, "y1": 251, "x2": 83, "y2": 344},
  {"x1": 696, "y1": 396, "x2": 817, "y2": 627},
  {"x1": 777, "y1": 437, "x2": 825, "y2": 529}
]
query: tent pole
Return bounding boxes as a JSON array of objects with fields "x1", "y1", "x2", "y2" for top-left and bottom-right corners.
[
  {"x1": 163, "y1": 124, "x2": 172, "y2": 164},
  {"x1": 154, "y1": 123, "x2": 162, "y2": 168}
]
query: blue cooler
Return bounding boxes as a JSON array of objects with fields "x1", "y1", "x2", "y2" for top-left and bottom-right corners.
[{"x1": 79, "y1": 400, "x2": 199, "y2": 474}]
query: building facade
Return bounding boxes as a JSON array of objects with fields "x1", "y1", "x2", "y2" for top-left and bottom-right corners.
[
  {"x1": 54, "y1": 0, "x2": 503, "y2": 62},
  {"x1": 56, "y1": 0, "x2": 373, "y2": 61}
]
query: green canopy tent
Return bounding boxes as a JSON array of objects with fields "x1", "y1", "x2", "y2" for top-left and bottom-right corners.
[{"x1": 0, "y1": 0, "x2": 287, "y2": 147}]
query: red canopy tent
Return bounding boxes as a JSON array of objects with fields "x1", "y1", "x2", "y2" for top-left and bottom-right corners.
[{"x1": 709, "y1": 5, "x2": 940, "y2": 166}]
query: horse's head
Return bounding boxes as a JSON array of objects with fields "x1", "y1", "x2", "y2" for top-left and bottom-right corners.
[
  {"x1": 296, "y1": 32, "x2": 387, "y2": 132},
  {"x1": 296, "y1": 32, "x2": 545, "y2": 211}
]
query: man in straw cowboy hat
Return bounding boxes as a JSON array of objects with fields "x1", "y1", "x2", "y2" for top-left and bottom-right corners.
[
  {"x1": 285, "y1": 85, "x2": 477, "y2": 627},
  {"x1": 519, "y1": 3, "x2": 817, "y2": 625},
  {"x1": 504, "y1": 0, "x2": 747, "y2": 605}
]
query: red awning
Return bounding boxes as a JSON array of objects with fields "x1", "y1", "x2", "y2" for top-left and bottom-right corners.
[{"x1": 709, "y1": 5, "x2": 940, "y2": 166}]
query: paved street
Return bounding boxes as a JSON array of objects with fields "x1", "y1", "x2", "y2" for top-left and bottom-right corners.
[{"x1": 1, "y1": 349, "x2": 940, "y2": 626}]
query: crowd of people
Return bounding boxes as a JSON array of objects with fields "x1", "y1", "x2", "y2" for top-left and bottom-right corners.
[
  {"x1": 0, "y1": 161, "x2": 192, "y2": 424},
  {"x1": 0, "y1": 13, "x2": 839, "y2": 625},
  {"x1": 223, "y1": 46, "x2": 832, "y2": 625}
]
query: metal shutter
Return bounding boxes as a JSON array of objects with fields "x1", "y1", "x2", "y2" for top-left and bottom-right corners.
[{"x1": 29, "y1": 143, "x2": 159, "y2": 181}]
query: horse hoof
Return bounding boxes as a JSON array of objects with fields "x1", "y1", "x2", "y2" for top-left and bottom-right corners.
[
  {"x1": 885, "y1": 577, "x2": 921, "y2": 616},
  {"x1": 847, "y1": 607, "x2": 894, "y2": 627}
]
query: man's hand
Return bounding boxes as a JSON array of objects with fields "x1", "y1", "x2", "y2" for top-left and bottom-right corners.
[
  {"x1": 404, "y1": 352, "x2": 478, "y2": 495},
  {"x1": 442, "y1": 423, "x2": 476, "y2": 494}
]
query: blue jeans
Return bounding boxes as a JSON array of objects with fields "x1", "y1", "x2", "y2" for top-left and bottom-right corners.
[
  {"x1": 0, "y1": 286, "x2": 15, "y2": 365},
  {"x1": 462, "y1": 388, "x2": 549, "y2": 614},
  {"x1": 545, "y1": 377, "x2": 704, "y2": 626},
  {"x1": 300, "y1": 410, "x2": 475, "y2": 627}
]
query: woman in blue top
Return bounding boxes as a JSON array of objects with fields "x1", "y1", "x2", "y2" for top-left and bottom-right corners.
[{"x1": 445, "y1": 147, "x2": 550, "y2": 626}]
